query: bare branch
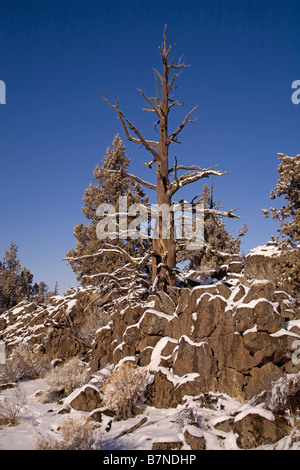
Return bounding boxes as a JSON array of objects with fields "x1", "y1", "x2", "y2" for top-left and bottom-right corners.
[
  {"x1": 144, "y1": 159, "x2": 156, "y2": 170},
  {"x1": 140, "y1": 108, "x2": 156, "y2": 113},
  {"x1": 99, "y1": 88, "x2": 159, "y2": 159},
  {"x1": 173, "y1": 155, "x2": 180, "y2": 188},
  {"x1": 168, "y1": 106, "x2": 198, "y2": 144},
  {"x1": 169, "y1": 61, "x2": 191, "y2": 71},
  {"x1": 153, "y1": 68, "x2": 163, "y2": 84},
  {"x1": 121, "y1": 113, "x2": 159, "y2": 153},
  {"x1": 160, "y1": 24, "x2": 173, "y2": 58},
  {"x1": 138, "y1": 88, "x2": 161, "y2": 118},
  {"x1": 168, "y1": 70, "x2": 183, "y2": 92},
  {"x1": 154, "y1": 72, "x2": 161, "y2": 110},
  {"x1": 168, "y1": 99, "x2": 184, "y2": 111},
  {"x1": 107, "y1": 169, "x2": 156, "y2": 191}
]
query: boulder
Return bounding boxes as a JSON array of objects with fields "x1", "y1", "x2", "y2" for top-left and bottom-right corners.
[
  {"x1": 154, "y1": 291, "x2": 176, "y2": 315},
  {"x1": 209, "y1": 308, "x2": 254, "y2": 373},
  {"x1": 172, "y1": 336, "x2": 217, "y2": 382},
  {"x1": 175, "y1": 288, "x2": 191, "y2": 315},
  {"x1": 227, "y1": 261, "x2": 244, "y2": 274},
  {"x1": 217, "y1": 368, "x2": 246, "y2": 402},
  {"x1": 233, "y1": 413, "x2": 290, "y2": 449},
  {"x1": 123, "y1": 324, "x2": 144, "y2": 347},
  {"x1": 147, "y1": 291, "x2": 176, "y2": 315},
  {"x1": 214, "y1": 418, "x2": 235, "y2": 433},
  {"x1": 137, "y1": 335, "x2": 162, "y2": 352},
  {"x1": 139, "y1": 347, "x2": 153, "y2": 367},
  {"x1": 139, "y1": 310, "x2": 172, "y2": 336},
  {"x1": 122, "y1": 304, "x2": 145, "y2": 326},
  {"x1": 243, "y1": 331, "x2": 289, "y2": 367},
  {"x1": 89, "y1": 409, "x2": 103, "y2": 422},
  {"x1": 193, "y1": 294, "x2": 228, "y2": 339},
  {"x1": 244, "y1": 242, "x2": 283, "y2": 284},
  {"x1": 244, "y1": 363, "x2": 284, "y2": 400},
  {"x1": 0, "y1": 383, "x2": 17, "y2": 391},
  {"x1": 235, "y1": 300, "x2": 284, "y2": 334},
  {"x1": 145, "y1": 370, "x2": 217, "y2": 408},
  {"x1": 182, "y1": 285, "x2": 219, "y2": 316},
  {"x1": 231, "y1": 284, "x2": 246, "y2": 302},
  {"x1": 91, "y1": 325, "x2": 113, "y2": 372},
  {"x1": 145, "y1": 370, "x2": 176, "y2": 408},
  {"x1": 243, "y1": 280, "x2": 274, "y2": 303},
  {"x1": 184, "y1": 427, "x2": 206, "y2": 450},
  {"x1": 152, "y1": 441, "x2": 183, "y2": 450},
  {"x1": 69, "y1": 385, "x2": 103, "y2": 412},
  {"x1": 216, "y1": 282, "x2": 232, "y2": 299}
]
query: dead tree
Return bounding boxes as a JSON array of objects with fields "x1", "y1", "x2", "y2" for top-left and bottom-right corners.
[{"x1": 99, "y1": 26, "x2": 238, "y2": 287}]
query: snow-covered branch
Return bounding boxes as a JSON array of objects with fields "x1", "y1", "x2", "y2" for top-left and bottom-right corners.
[
  {"x1": 65, "y1": 244, "x2": 153, "y2": 269},
  {"x1": 169, "y1": 164, "x2": 218, "y2": 173},
  {"x1": 170, "y1": 169, "x2": 226, "y2": 196},
  {"x1": 204, "y1": 208, "x2": 240, "y2": 219}
]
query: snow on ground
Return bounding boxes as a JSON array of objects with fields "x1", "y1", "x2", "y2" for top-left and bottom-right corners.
[
  {"x1": 0, "y1": 378, "x2": 299, "y2": 450},
  {"x1": 0, "y1": 378, "x2": 74, "y2": 450}
]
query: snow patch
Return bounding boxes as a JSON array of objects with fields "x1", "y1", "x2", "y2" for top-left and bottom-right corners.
[{"x1": 247, "y1": 243, "x2": 282, "y2": 258}]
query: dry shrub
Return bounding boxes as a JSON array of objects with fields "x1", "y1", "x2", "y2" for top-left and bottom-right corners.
[
  {"x1": 42, "y1": 358, "x2": 89, "y2": 402},
  {"x1": 0, "y1": 386, "x2": 27, "y2": 426},
  {"x1": 0, "y1": 344, "x2": 50, "y2": 383},
  {"x1": 75, "y1": 305, "x2": 111, "y2": 345},
  {"x1": 36, "y1": 417, "x2": 102, "y2": 450},
  {"x1": 173, "y1": 407, "x2": 198, "y2": 430},
  {"x1": 101, "y1": 362, "x2": 147, "y2": 420}
]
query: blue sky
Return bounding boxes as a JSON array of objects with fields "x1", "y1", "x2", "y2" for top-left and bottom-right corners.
[{"x1": 0, "y1": 0, "x2": 299, "y2": 293}]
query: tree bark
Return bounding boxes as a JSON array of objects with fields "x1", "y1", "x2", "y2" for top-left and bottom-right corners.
[
  {"x1": 99, "y1": 26, "x2": 236, "y2": 288},
  {"x1": 152, "y1": 32, "x2": 176, "y2": 285}
]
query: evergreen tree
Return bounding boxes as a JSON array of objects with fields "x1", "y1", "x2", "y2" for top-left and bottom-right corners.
[
  {"x1": 1, "y1": 242, "x2": 22, "y2": 309},
  {"x1": 262, "y1": 153, "x2": 300, "y2": 293},
  {"x1": 19, "y1": 267, "x2": 34, "y2": 301},
  {"x1": 0, "y1": 242, "x2": 35, "y2": 312},
  {"x1": 66, "y1": 134, "x2": 150, "y2": 285},
  {"x1": 37, "y1": 281, "x2": 48, "y2": 303},
  {"x1": 263, "y1": 153, "x2": 300, "y2": 244},
  {"x1": 187, "y1": 181, "x2": 247, "y2": 275}
]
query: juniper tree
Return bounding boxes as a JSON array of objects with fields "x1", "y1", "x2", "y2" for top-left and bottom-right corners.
[
  {"x1": 66, "y1": 134, "x2": 150, "y2": 286},
  {"x1": 186, "y1": 181, "x2": 247, "y2": 276},
  {"x1": 262, "y1": 153, "x2": 300, "y2": 244},
  {"x1": 98, "y1": 27, "x2": 240, "y2": 287},
  {"x1": 0, "y1": 242, "x2": 35, "y2": 312},
  {"x1": 262, "y1": 153, "x2": 300, "y2": 293}
]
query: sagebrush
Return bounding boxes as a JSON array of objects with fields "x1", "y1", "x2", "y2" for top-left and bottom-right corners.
[
  {"x1": 42, "y1": 358, "x2": 89, "y2": 402},
  {"x1": 0, "y1": 344, "x2": 50, "y2": 383},
  {"x1": 0, "y1": 386, "x2": 27, "y2": 426},
  {"x1": 36, "y1": 417, "x2": 101, "y2": 450},
  {"x1": 102, "y1": 362, "x2": 147, "y2": 420}
]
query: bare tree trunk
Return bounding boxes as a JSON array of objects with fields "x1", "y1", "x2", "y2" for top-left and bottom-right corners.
[
  {"x1": 99, "y1": 26, "x2": 238, "y2": 288},
  {"x1": 152, "y1": 32, "x2": 176, "y2": 285}
]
